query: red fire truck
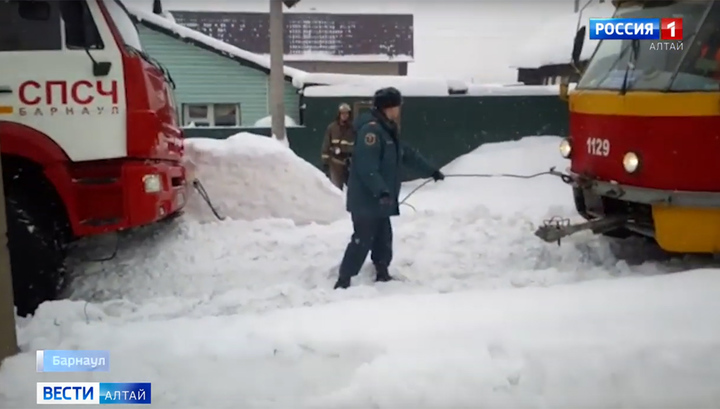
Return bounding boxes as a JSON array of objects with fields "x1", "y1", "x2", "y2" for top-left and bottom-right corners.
[
  {"x1": 0, "y1": 0, "x2": 186, "y2": 315},
  {"x1": 536, "y1": 0, "x2": 720, "y2": 254}
]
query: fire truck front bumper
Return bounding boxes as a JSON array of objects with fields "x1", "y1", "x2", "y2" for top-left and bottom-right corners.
[
  {"x1": 72, "y1": 159, "x2": 186, "y2": 237},
  {"x1": 124, "y1": 160, "x2": 186, "y2": 227},
  {"x1": 570, "y1": 172, "x2": 720, "y2": 253}
]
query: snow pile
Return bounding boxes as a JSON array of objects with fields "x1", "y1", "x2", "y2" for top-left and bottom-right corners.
[
  {"x1": 251, "y1": 116, "x2": 297, "y2": 147},
  {"x1": 182, "y1": 132, "x2": 344, "y2": 224},
  {"x1": 511, "y1": 1, "x2": 615, "y2": 68},
  {"x1": 253, "y1": 115, "x2": 298, "y2": 128},
  {"x1": 126, "y1": 6, "x2": 305, "y2": 80}
]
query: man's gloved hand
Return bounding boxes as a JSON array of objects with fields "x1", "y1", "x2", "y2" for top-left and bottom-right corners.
[
  {"x1": 379, "y1": 192, "x2": 393, "y2": 206},
  {"x1": 431, "y1": 170, "x2": 445, "y2": 182}
]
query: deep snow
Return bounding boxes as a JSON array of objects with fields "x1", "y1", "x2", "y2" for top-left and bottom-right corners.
[
  {"x1": 182, "y1": 132, "x2": 344, "y2": 224},
  {"x1": 5, "y1": 271, "x2": 720, "y2": 408},
  {"x1": 1, "y1": 135, "x2": 719, "y2": 408}
]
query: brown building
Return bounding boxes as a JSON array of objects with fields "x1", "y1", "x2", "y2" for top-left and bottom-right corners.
[{"x1": 170, "y1": 11, "x2": 414, "y2": 76}]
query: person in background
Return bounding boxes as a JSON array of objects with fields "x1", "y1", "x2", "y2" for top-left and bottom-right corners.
[
  {"x1": 697, "y1": 23, "x2": 720, "y2": 81},
  {"x1": 334, "y1": 87, "x2": 445, "y2": 290},
  {"x1": 321, "y1": 103, "x2": 354, "y2": 190}
]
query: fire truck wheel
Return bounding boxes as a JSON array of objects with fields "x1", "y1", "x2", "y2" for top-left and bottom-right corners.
[{"x1": 6, "y1": 194, "x2": 66, "y2": 317}]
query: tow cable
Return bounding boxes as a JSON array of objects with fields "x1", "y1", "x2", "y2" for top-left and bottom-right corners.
[
  {"x1": 193, "y1": 178, "x2": 226, "y2": 221},
  {"x1": 193, "y1": 167, "x2": 569, "y2": 223},
  {"x1": 398, "y1": 167, "x2": 582, "y2": 246},
  {"x1": 399, "y1": 167, "x2": 568, "y2": 211},
  {"x1": 397, "y1": 167, "x2": 626, "y2": 246}
]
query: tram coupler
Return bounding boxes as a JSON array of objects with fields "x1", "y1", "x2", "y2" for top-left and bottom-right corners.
[
  {"x1": 534, "y1": 215, "x2": 628, "y2": 245},
  {"x1": 546, "y1": 166, "x2": 576, "y2": 185}
]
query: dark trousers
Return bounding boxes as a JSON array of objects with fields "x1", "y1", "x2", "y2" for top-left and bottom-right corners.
[
  {"x1": 328, "y1": 162, "x2": 348, "y2": 190},
  {"x1": 338, "y1": 215, "x2": 393, "y2": 280}
]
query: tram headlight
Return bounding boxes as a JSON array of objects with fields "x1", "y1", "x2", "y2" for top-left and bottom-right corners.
[
  {"x1": 559, "y1": 138, "x2": 572, "y2": 158},
  {"x1": 622, "y1": 152, "x2": 640, "y2": 173}
]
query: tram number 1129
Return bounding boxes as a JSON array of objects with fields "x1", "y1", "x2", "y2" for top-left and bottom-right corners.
[{"x1": 586, "y1": 137, "x2": 610, "y2": 157}]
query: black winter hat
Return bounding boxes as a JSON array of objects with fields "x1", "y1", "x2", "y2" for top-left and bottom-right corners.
[{"x1": 373, "y1": 87, "x2": 402, "y2": 110}]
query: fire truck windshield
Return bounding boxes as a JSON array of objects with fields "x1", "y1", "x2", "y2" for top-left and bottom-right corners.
[
  {"x1": 100, "y1": 0, "x2": 175, "y2": 88},
  {"x1": 577, "y1": 1, "x2": 720, "y2": 92},
  {"x1": 101, "y1": 0, "x2": 143, "y2": 51}
]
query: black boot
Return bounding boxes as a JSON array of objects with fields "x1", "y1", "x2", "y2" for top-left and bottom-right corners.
[
  {"x1": 334, "y1": 276, "x2": 351, "y2": 289},
  {"x1": 375, "y1": 264, "x2": 393, "y2": 282}
]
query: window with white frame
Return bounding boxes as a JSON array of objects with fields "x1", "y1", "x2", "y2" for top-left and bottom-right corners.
[{"x1": 182, "y1": 103, "x2": 241, "y2": 127}]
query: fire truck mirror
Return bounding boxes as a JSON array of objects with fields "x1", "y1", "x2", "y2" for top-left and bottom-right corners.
[
  {"x1": 93, "y1": 61, "x2": 112, "y2": 77},
  {"x1": 572, "y1": 26, "x2": 586, "y2": 67},
  {"x1": 17, "y1": 1, "x2": 51, "y2": 21}
]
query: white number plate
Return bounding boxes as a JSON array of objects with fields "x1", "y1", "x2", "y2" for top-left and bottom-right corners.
[{"x1": 586, "y1": 137, "x2": 610, "y2": 157}]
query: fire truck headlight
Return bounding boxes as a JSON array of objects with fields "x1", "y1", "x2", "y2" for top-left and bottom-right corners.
[
  {"x1": 623, "y1": 152, "x2": 640, "y2": 173},
  {"x1": 559, "y1": 138, "x2": 572, "y2": 158},
  {"x1": 143, "y1": 174, "x2": 162, "y2": 193}
]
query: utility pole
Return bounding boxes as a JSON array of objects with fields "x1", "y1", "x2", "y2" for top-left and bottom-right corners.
[
  {"x1": 269, "y1": 0, "x2": 286, "y2": 141},
  {"x1": 576, "y1": 0, "x2": 605, "y2": 14},
  {"x1": 0, "y1": 150, "x2": 18, "y2": 366}
]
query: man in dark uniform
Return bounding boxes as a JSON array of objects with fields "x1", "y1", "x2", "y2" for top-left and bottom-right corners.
[
  {"x1": 321, "y1": 103, "x2": 354, "y2": 190},
  {"x1": 334, "y1": 87, "x2": 445, "y2": 289}
]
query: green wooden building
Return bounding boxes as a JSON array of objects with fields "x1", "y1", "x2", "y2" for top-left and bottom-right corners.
[{"x1": 127, "y1": 7, "x2": 302, "y2": 128}]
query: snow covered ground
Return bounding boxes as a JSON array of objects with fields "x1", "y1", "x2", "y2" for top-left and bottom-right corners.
[{"x1": 2, "y1": 135, "x2": 720, "y2": 408}]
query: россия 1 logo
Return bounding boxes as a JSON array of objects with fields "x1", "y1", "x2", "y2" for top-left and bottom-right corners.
[{"x1": 589, "y1": 18, "x2": 683, "y2": 40}]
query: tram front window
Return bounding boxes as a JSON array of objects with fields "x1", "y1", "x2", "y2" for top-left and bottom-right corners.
[{"x1": 578, "y1": 1, "x2": 716, "y2": 92}]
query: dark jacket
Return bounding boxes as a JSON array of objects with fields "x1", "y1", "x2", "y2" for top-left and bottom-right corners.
[
  {"x1": 321, "y1": 113, "x2": 355, "y2": 167},
  {"x1": 346, "y1": 109, "x2": 437, "y2": 217}
]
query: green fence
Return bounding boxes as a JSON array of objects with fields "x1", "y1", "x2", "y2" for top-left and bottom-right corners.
[
  {"x1": 183, "y1": 94, "x2": 569, "y2": 180},
  {"x1": 181, "y1": 126, "x2": 314, "y2": 163},
  {"x1": 299, "y1": 94, "x2": 569, "y2": 179}
]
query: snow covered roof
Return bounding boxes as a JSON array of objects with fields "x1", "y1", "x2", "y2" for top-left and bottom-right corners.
[
  {"x1": 296, "y1": 72, "x2": 570, "y2": 97},
  {"x1": 301, "y1": 78, "x2": 565, "y2": 97},
  {"x1": 510, "y1": 2, "x2": 615, "y2": 68},
  {"x1": 269, "y1": 53, "x2": 414, "y2": 63},
  {"x1": 126, "y1": 6, "x2": 306, "y2": 82},
  {"x1": 292, "y1": 73, "x2": 462, "y2": 96}
]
